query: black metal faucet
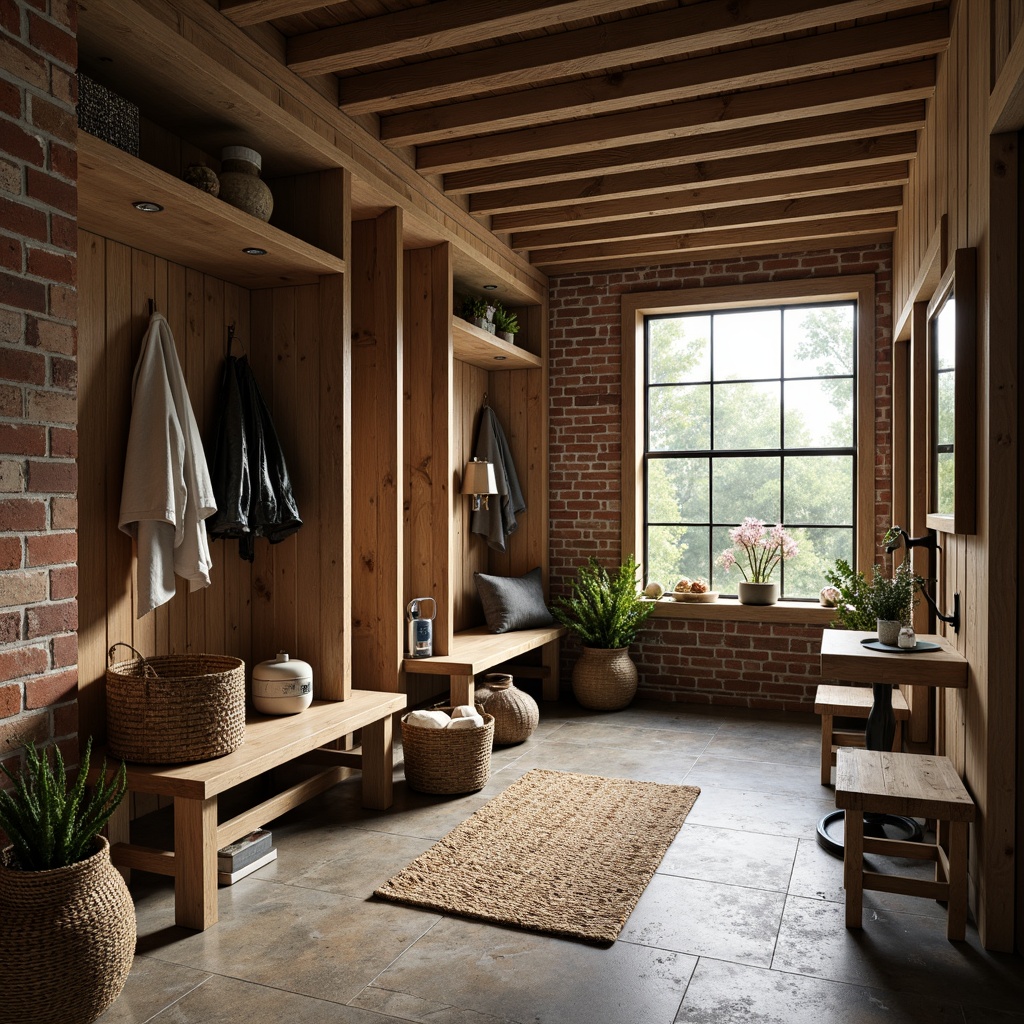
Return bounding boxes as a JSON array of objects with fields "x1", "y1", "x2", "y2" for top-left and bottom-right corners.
[{"x1": 884, "y1": 525, "x2": 961, "y2": 634}]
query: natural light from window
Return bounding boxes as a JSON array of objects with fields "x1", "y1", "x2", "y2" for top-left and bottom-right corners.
[{"x1": 644, "y1": 301, "x2": 857, "y2": 600}]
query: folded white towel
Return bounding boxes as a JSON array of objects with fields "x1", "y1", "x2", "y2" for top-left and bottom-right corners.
[
  {"x1": 451, "y1": 704, "x2": 478, "y2": 719},
  {"x1": 447, "y1": 713, "x2": 484, "y2": 729},
  {"x1": 406, "y1": 710, "x2": 451, "y2": 729}
]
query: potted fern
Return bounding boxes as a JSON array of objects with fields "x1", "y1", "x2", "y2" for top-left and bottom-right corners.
[
  {"x1": 823, "y1": 558, "x2": 921, "y2": 645},
  {"x1": 553, "y1": 555, "x2": 655, "y2": 710},
  {"x1": 0, "y1": 738, "x2": 135, "y2": 1024},
  {"x1": 492, "y1": 303, "x2": 520, "y2": 344}
]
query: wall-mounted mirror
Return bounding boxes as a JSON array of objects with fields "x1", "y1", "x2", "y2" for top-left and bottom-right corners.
[{"x1": 926, "y1": 246, "x2": 976, "y2": 534}]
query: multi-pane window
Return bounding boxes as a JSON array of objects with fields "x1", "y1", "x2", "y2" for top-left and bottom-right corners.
[
  {"x1": 931, "y1": 293, "x2": 956, "y2": 515},
  {"x1": 644, "y1": 302, "x2": 857, "y2": 600}
]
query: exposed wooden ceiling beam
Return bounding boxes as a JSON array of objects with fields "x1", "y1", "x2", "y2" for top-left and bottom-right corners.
[
  {"x1": 537, "y1": 234, "x2": 895, "y2": 277},
  {"x1": 470, "y1": 133, "x2": 919, "y2": 215},
  {"x1": 287, "y1": 0, "x2": 642, "y2": 77},
  {"x1": 219, "y1": 0, "x2": 343, "y2": 26},
  {"x1": 529, "y1": 212, "x2": 899, "y2": 267},
  {"x1": 446, "y1": 102, "x2": 925, "y2": 194},
  {"x1": 418, "y1": 62, "x2": 935, "y2": 174},
  {"x1": 381, "y1": 10, "x2": 949, "y2": 147},
  {"x1": 335, "y1": 0, "x2": 932, "y2": 114},
  {"x1": 491, "y1": 163, "x2": 911, "y2": 233},
  {"x1": 512, "y1": 187, "x2": 905, "y2": 251}
]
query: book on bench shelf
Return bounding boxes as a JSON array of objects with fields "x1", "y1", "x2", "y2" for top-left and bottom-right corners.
[
  {"x1": 217, "y1": 829, "x2": 273, "y2": 878},
  {"x1": 218, "y1": 847, "x2": 277, "y2": 886}
]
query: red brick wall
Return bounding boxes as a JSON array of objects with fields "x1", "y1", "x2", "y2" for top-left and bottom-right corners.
[
  {"x1": 548, "y1": 243, "x2": 893, "y2": 710},
  {"x1": 0, "y1": 0, "x2": 79, "y2": 770}
]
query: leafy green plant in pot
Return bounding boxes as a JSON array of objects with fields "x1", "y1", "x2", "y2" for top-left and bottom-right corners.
[
  {"x1": 552, "y1": 555, "x2": 655, "y2": 711},
  {"x1": 822, "y1": 558, "x2": 921, "y2": 645},
  {"x1": 0, "y1": 738, "x2": 135, "y2": 1024},
  {"x1": 492, "y1": 303, "x2": 520, "y2": 343}
]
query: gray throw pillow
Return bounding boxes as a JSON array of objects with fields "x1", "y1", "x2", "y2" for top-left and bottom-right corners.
[{"x1": 474, "y1": 567, "x2": 555, "y2": 633}]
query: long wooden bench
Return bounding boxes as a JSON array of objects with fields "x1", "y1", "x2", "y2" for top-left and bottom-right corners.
[
  {"x1": 94, "y1": 689, "x2": 406, "y2": 931},
  {"x1": 402, "y1": 624, "x2": 566, "y2": 706}
]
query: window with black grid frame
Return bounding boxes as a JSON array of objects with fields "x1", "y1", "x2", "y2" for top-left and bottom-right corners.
[{"x1": 643, "y1": 301, "x2": 858, "y2": 600}]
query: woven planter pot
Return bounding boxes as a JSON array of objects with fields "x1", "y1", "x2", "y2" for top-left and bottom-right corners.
[
  {"x1": 401, "y1": 706, "x2": 494, "y2": 794},
  {"x1": 572, "y1": 646, "x2": 638, "y2": 711},
  {"x1": 0, "y1": 837, "x2": 136, "y2": 1024},
  {"x1": 476, "y1": 673, "x2": 539, "y2": 745}
]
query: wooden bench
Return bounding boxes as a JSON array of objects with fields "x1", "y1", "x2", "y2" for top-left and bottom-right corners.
[
  {"x1": 815, "y1": 683, "x2": 910, "y2": 785},
  {"x1": 402, "y1": 624, "x2": 566, "y2": 706},
  {"x1": 836, "y1": 748, "x2": 975, "y2": 941},
  {"x1": 96, "y1": 689, "x2": 406, "y2": 931}
]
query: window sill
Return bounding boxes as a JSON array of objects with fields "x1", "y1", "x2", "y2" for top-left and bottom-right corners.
[{"x1": 641, "y1": 598, "x2": 835, "y2": 626}]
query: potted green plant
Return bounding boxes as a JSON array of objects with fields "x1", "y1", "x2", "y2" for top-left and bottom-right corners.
[
  {"x1": 0, "y1": 738, "x2": 135, "y2": 1024},
  {"x1": 823, "y1": 558, "x2": 922, "y2": 645},
  {"x1": 492, "y1": 303, "x2": 520, "y2": 343},
  {"x1": 461, "y1": 295, "x2": 488, "y2": 329},
  {"x1": 552, "y1": 555, "x2": 655, "y2": 710}
]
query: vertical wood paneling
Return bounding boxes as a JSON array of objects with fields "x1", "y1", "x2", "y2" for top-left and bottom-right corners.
[
  {"x1": 351, "y1": 210, "x2": 403, "y2": 690},
  {"x1": 76, "y1": 231, "x2": 108, "y2": 745}
]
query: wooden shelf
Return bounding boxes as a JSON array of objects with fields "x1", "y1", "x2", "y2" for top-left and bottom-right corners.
[
  {"x1": 452, "y1": 316, "x2": 541, "y2": 370},
  {"x1": 77, "y1": 132, "x2": 347, "y2": 289}
]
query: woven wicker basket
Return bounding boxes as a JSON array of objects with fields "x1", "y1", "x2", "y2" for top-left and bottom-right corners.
[
  {"x1": 105, "y1": 643, "x2": 245, "y2": 764},
  {"x1": 401, "y1": 705, "x2": 494, "y2": 794},
  {"x1": 0, "y1": 837, "x2": 136, "y2": 1024},
  {"x1": 477, "y1": 674, "x2": 539, "y2": 745}
]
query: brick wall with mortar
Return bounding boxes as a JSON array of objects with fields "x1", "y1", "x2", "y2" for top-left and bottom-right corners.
[
  {"x1": 548, "y1": 242, "x2": 893, "y2": 711},
  {"x1": 0, "y1": 0, "x2": 79, "y2": 771}
]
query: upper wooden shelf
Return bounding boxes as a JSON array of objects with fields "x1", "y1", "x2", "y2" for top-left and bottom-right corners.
[
  {"x1": 451, "y1": 316, "x2": 542, "y2": 370},
  {"x1": 77, "y1": 133, "x2": 347, "y2": 289}
]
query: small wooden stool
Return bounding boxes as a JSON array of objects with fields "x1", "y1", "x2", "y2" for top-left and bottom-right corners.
[
  {"x1": 815, "y1": 683, "x2": 909, "y2": 785},
  {"x1": 836, "y1": 748, "x2": 975, "y2": 941}
]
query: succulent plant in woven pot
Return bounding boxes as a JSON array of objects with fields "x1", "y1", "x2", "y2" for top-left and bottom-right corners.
[
  {"x1": 0, "y1": 738, "x2": 135, "y2": 1024},
  {"x1": 553, "y1": 555, "x2": 655, "y2": 711}
]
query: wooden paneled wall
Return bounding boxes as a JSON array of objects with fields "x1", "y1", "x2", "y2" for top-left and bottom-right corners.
[
  {"x1": 76, "y1": 232, "x2": 349, "y2": 750},
  {"x1": 890, "y1": 0, "x2": 1020, "y2": 950}
]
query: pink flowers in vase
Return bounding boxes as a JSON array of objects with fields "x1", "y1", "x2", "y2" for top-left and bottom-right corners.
[{"x1": 717, "y1": 517, "x2": 798, "y2": 583}]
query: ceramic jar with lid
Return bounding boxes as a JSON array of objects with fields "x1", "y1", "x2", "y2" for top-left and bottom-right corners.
[
  {"x1": 218, "y1": 145, "x2": 273, "y2": 221},
  {"x1": 252, "y1": 651, "x2": 313, "y2": 714},
  {"x1": 475, "y1": 673, "x2": 539, "y2": 745}
]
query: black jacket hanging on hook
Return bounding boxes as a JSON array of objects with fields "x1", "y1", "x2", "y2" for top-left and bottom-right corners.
[
  {"x1": 470, "y1": 405, "x2": 525, "y2": 553},
  {"x1": 207, "y1": 354, "x2": 302, "y2": 561}
]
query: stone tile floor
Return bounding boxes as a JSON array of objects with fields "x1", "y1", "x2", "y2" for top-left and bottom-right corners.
[{"x1": 98, "y1": 699, "x2": 1024, "y2": 1024}]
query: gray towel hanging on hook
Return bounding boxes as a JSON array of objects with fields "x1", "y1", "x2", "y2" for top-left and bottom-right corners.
[{"x1": 470, "y1": 405, "x2": 525, "y2": 553}]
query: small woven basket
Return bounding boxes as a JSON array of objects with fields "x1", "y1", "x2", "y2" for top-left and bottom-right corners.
[
  {"x1": 477, "y1": 673, "x2": 539, "y2": 745},
  {"x1": 401, "y1": 705, "x2": 494, "y2": 795},
  {"x1": 105, "y1": 643, "x2": 245, "y2": 764}
]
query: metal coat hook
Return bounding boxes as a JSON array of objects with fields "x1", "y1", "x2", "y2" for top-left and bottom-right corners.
[
  {"x1": 148, "y1": 298, "x2": 155, "y2": 316},
  {"x1": 482, "y1": 391, "x2": 489, "y2": 408},
  {"x1": 227, "y1": 322, "x2": 243, "y2": 356}
]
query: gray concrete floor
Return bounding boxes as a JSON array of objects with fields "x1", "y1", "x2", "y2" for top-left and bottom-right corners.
[{"x1": 98, "y1": 698, "x2": 1024, "y2": 1024}]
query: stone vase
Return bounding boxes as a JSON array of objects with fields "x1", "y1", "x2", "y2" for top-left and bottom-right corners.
[
  {"x1": 737, "y1": 581, "x2": 779, "y2": 606},
  {"x1": 0, "y1": 836, "x2": 136, "y2": 1024},
  {"x1": 217, "y1": 145, "x2": 273, "y2": 221},
  {"x1": 876, "y1": 618, "x2": 902, "y2": 646},
  {"x1": 572, "y1": 646, "x2": 638, "y2": 711}
]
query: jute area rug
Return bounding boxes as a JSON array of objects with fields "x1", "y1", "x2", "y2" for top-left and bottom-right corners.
[{"x1": 374, "y1": 768, "x2": 700, "y2": 945}]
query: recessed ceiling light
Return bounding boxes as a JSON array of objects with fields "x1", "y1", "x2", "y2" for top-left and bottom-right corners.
[
  {"x1": 242, "y1": 247, "x2": 267, "y2": 256},
  {"x1": 132, "y1": 201, "x2": 163, "y2": 213},
  {"x1": 494, "y1": 355, "x2": 507, "y2": 361},
  {"x1": 483, "y1": 283, "x2": 498, "y2": 290}
]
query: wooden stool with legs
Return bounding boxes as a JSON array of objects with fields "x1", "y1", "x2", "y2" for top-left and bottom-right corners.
[
  {"x1": 835, "y1": 748, "x2": 975, "y2": 941},
  {"x1": 815, "y1": 683, "x2": 909, "y2": 786}
]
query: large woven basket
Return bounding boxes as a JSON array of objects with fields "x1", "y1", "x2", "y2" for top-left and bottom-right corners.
[
  {"x1": 401, "y1": 705, "x2": 494, "y2": 795},
  {"x1": 0, "y1": 837, "x2": 136, "y2": 1024},
  {"x1": 105, "y1": 644, "x2": 245, "y2": 764}
]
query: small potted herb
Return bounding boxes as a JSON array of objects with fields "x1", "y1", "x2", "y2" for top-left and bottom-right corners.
[
  {"x1": 493, "y1": 304, "x2": 520, "y2": 343},
  {"x1": 461, "y1": 295, "x2": 489, "y2": 329}
]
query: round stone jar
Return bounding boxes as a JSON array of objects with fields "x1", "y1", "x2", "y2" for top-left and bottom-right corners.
[{"x1": 218, "y1": 145, "x2": 273, "y2": 221}]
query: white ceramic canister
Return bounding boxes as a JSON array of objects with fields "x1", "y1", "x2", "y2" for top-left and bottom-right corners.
[{"x1": 252, "y1": 651, "x2": 313, "y2": 714}]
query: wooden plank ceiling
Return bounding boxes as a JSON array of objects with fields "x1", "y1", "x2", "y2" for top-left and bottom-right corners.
[{"x1": 223, "y1": 0, "x2": 950, "y2": 275}]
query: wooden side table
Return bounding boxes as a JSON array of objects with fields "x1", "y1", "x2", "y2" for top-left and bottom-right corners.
[{"x1": 817, "y1": 629, "x2": 967, "y2": 855}]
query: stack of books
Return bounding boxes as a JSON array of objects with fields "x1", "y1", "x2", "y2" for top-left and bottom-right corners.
[{"x1": 217, "y1": 829, "x2": 277, "y2": 885}]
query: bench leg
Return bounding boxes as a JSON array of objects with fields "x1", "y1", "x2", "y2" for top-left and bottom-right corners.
[
  {"x1": 106, "y1": 795, "x2": 131, "y2": 885},
  {"x1": 820, "y1": 712, "x2": 833, "y2": 786},
  {"x1": 360, "y1": 714, "x2": 394, "y2": 811},
  {"x1": 945, "y1": 820, "x2": 969, "y2": 941},
  {"x1": 174, "y1": 794, "x2": 218, "y2": 930},
  {"x1": 844, "y1": 810, "x2": 864, "y2": 929},
  {"x1": 450, "y1": 673, "x2": 475, "y2": 708},
  {"x1": 542, "y1": 638, "x2": 560, "y2": 701}
]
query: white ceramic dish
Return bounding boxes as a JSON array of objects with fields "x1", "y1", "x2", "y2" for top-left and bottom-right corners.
[{"x1": 672, "y1": 591, "x2": 719, "y2": 603}]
